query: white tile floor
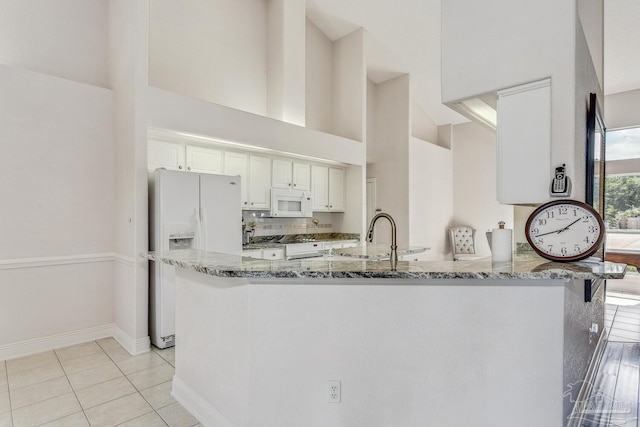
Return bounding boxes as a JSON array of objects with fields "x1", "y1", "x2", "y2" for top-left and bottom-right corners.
[{"x1": 0, "y1": 339, "x2": 200, "y2": 427}]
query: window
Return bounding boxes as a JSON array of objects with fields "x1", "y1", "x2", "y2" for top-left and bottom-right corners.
[{"x1": 604, "y1": 127, "x2": 640, "y2": 248}]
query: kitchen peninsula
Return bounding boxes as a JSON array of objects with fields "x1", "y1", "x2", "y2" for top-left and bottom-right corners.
[{"x1": 146, "y1": 250, "x2": 625, "y2": 427}]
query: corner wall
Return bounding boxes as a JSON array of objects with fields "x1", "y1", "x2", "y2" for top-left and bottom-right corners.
[
  {"x1": 0, "y1": 65, "x2": 115, "y2": 359},
  {"x1": 452, "y1": 122, "x2": 513, "y2": 257}
]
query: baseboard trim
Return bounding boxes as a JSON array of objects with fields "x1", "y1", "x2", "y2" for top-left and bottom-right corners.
[
  {"x1": 0, "y1": 324, "x2": 115, "y2": 361},
  {"x1": 112, "y1": 325, "x2": 151, "y2": 355},
  {"x1": 0, "y1": 253, "x2": 115, "y2": 270},
  {"x1": 172, "y1": 375, "x2": 235, "y2": 427}
]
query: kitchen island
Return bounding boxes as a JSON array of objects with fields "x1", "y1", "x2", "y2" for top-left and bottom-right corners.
[{"x1": 145, "y1": 250, "x2": 625, "y2": 427}]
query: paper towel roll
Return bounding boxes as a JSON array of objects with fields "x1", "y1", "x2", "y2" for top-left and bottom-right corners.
[{"x1": 491, "y1": 228, "x2": 512, "y2": 262}]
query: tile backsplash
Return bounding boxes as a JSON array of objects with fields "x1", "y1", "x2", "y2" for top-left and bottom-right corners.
[{"x1": 242, "y1": 211, "x2": 334, "y2": 237}]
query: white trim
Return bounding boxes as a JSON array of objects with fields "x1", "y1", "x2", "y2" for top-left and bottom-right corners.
[
  {"x1": 112, "y1": 325, "x2": 151, "y2": 355},
  {"x1": 172, "y1": 375, "x2": 235, "y2": 427},
  {"x1": 497, "y1": 77, "x2": 551, "y2": 97},
  {"x1": 0, "y1": 253, "x2": 115, "y2": 270},
  {"x1": 114, "y1": 253, "x2": 137, "y2": 267},
  {"x1": 0, "y1": 324, "x2": 115, "y2": 361}
]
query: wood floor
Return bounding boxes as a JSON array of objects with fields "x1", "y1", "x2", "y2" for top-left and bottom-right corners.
[{"x1": 576, "y1": 299, "x2": 640, "y2": 426}]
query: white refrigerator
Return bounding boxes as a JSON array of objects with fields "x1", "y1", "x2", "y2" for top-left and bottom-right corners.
[{"x1": 149, "y1": 169, "x2": 241, "y2": 348}]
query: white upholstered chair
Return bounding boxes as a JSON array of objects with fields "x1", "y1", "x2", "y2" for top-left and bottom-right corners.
[{"x1": 449, "y1": 226, "x2": 483, "y2": 261}]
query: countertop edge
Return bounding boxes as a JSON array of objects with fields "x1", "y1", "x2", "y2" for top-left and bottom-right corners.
[{"x1": 144, "y1": 250, "x2": 627, "y2": 281}]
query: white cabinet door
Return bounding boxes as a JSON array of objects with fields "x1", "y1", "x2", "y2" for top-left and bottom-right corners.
[
  {"x1": 148, "y1": 140, "x2": 185, "y2": 171},
  {"x1": 262, "y1": 248, "x2": 284, "y2": 260},
  {"x1": 311, "y1": 165, "x2": 329, "y2": 211},
  {"x1": 328, "y1": 167, "x2": 345, "y2": 211},
  {"x1": 497, "y1": 79, "x2": 551, "y2": 204},
  {"x1": 292, "y1": 162, "x2": 311, "y2": 191},
  {"x1": 249, "y1": 155, "x2": 271, "y2": 210},
  {"x1": 273, "y1": 160, "x2": 310, "y2": 191},
  {"x1": 224, "y1": 151, "x2": 249, "y2": 209},
  {"x1": 272, "y1": 159, "x2": 293, "y2": 189},
  {"x1": 185, "y1": 146, "x2": 224, "y2": 174}
]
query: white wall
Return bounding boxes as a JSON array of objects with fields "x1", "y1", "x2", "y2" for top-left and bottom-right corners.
[
  {"x1": 578, "y1": 0, "x2": 604, "y2": 91},
  {"x1": 148, "y1": 0, "x2": 268, "y2": 116},
  {"x1": 452, "y1": 122, "x2": 513, "y2": 257},
  {"x1": 110, "y1": 0, "x2": 152, "y2": 355},
  {"x1": 306, "y1": 19, "x2": 334, "y2": 133},
  {"x1": 0, "y1": 64, "x2": 115, "y2": 357},
  {"x1": 411, "y1": 100, "x2": 439, "y2": 144},
  {"x1": 606, "y1": 89, "x2": 640, "y2": 129},
  {"x1": 267, "y1": 0, "x2": 306, "y2": 126},
  {"x1": 366, "y1": 75, "x2": 411, "y2": 246},
  {"x1": 0, "y1": 0, "x2": 109, "y2": 89},
  {"x1": 332, "y1": 29, "x2": 366, "y2": 142},
  {"x1": 442, "y1": 0, "x2": 575, "y2": 104},
  {"x1": 409, "y1": 138, "x2": 453, "y2": 260},
  {"x1": 574, "y1": 16, "x2": 603, "y2": 202},
  {"x1": 442, "y1": 0, "x2": 593, "y2": 204}
]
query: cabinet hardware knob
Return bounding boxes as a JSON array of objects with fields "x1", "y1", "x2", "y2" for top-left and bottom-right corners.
[
  {"x1": 178, "y1": 165, "x2": 183, "y2": 170},
  {"x1": 244, "y1": 201, "x2": 248, "y2": 205},
  {"x1": 187, "y1": 166, "x2": 191, "y2": 171},
  {"x1": 288, "y1": 183, "x2": 291, "y2": 186},
  {"x1": 329, "y1": 205, "x2": 333, "y2": 208}
]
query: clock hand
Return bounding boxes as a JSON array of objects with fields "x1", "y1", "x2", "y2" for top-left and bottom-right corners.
[
  {"x1": 557, "y1": 218, "x2": 581, "y2": 232},
  {"x1": 534, "y1": 229, "x2": 565, "y2": 237},
  {"x1": 534, "y1": 218, "x2": 583, "y2": 238}
]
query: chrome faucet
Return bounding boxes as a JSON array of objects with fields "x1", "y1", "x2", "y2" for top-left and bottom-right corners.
[{"x1": 367, "y1": 212, "x2": 398, "y2": 268}]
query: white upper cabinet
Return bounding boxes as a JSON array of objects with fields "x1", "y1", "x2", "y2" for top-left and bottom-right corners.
[
  {"x1": 328, "y1": 167, "x2": 345, "y2": 211},
  {"x1": 148, "y1": 140, "x2": 223, "y2": 175},
  {"x1": 185, "y1": 146, "x2": 223, "y2": 174},
  {"x1": 149, "y1": 140, "x2": 344, "y2": 212},
  {"x1": 224, "y1": 152, "x2": 271, "y2": 210},
  {"x1": 311, "y1": 165, "x2": 344, "y2": 212},
  {"x1": 248, "y1": 155, "x2": 271, "y2": 210},
  {"x1": 272, "y1": 159, "x2": 293, "y2": 189},
  {"x1": 292, "y1": 162, "x2": 311, "y2": 191},
  {"x1": 497, "y1": 79, "x2": 551, "y2": 204},
  {"x1": 224, "y1": 151, "x2": 249, "y2": 209},
  {"x1": 272, "y1": 160, "x2": 310, "y2": 191},
  {"x1": 148, "y1": 140, "x2": 185, "y2": 171}
]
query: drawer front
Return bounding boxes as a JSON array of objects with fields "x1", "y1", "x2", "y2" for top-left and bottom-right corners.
[{"x1": 262, "y1": 249, "x2": 284, "y2": 260}]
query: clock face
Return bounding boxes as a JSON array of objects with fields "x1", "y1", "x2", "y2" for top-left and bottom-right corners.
[{"x1": 525, "y1": 200, "x2": 604, "y2": 262}]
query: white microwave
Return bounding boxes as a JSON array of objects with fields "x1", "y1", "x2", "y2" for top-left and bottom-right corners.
[{"x1": 270, "y1": 188, "x2": 313, "y2": 217}]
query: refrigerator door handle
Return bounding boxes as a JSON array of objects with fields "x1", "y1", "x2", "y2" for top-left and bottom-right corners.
[
  {"x1": 199, "y1": 207, "x2": 207, "y2": 250},
  {"x1": 195, "y1": 207, "x2": 203, "y2": 250}
]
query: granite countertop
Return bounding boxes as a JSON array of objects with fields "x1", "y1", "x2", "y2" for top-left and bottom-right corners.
[
  {"x1": 145, "y1": 249, "x2": 627, "y2": 280},
  {"x1": 242, "y1": 233, "x2": 359, "y2": 251},
  {"x1": 324, "y1": 245, "x2": 430, "y2": 260}
]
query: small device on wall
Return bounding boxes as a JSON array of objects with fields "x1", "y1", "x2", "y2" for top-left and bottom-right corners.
[{"x1": 550, "y1": 164, "x2": 571, "y2": 197}]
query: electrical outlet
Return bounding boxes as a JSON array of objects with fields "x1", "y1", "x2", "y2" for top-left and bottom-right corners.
[{"x1": 327, "y1": 380, "x2": 341, "y2": 403}]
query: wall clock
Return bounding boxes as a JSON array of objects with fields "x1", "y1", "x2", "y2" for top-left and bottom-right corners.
[{"x1": 525, "y1": 199, "x2": 604, "y2": 262}]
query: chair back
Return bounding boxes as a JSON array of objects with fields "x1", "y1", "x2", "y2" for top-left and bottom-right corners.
[{"x1": 449, "y1": 226, "x2": 477, "y2": 255}]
